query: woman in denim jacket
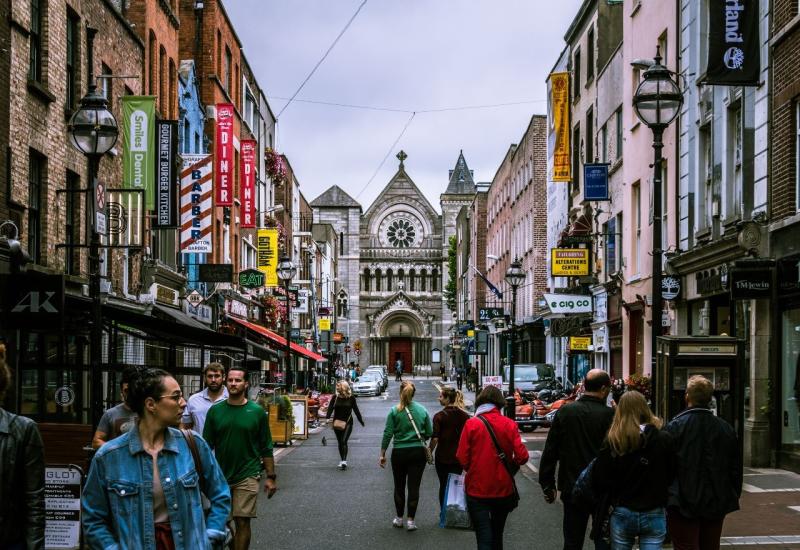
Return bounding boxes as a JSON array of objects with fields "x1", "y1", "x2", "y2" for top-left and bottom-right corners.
[{"x1": 82, "y1": 369, "x2": 231, "y2": 549}]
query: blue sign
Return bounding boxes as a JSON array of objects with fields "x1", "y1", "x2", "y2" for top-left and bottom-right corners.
[{"x1": 584, "y1": 163, "x2": 609, "y2": 201}]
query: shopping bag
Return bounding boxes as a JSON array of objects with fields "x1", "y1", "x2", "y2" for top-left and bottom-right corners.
[{"x1": 439, "y1": 473, "x2": 473, "y2": 529}]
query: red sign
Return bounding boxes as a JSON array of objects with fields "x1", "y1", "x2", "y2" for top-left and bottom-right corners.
[
  {"x1": 214, "y1": 103, "x2": 234, "y2": 206},
  {"x1": 240, "y1": 139, "x2": 256, "y2": 228},
  {"x1": 354, "y1": 349, "x2": 361, "y2": 356},
  {"x1": 344, "y1": 345, "x2": 351, "y2": 353}
]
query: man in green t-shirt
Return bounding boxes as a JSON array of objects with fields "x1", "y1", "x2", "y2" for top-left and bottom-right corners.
[{"x1": 204, "y1": 367, "x2": 276, "y2": 550}]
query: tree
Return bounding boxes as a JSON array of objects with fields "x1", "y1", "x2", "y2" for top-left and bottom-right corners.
[{"x1": 443, "y1": 235, "x2": 457, "y2": 312}]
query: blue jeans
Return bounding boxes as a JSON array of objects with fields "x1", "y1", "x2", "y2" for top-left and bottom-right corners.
[
  {"x1": 610, "y1": 506, "x2": 666, "y2": 550},
  {"x1": 466, "y1": 494, "x2": 517, "y2": 550}
]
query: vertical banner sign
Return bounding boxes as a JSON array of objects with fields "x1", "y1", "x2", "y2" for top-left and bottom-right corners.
[
  {"x1": 550, "y1": 72, "x2": 570, "y2": 182},
  {"x1": 256, "y1": 228, "x2": 278, "y2": 286},
  {"x1": 155, "y1": 120, "x2": 178, "y2": 227},
  {"x1": 180, "y1": 155, "x2": 213, "y2": 253},
  {"x1": 706, "y1": 0, "x2": 760, "y2": 86},
  {"x1": 240, "y1": 139, "x2": 256, "y2": 228},
  {"x1": 121, "y1": 96, "x2": 156, "y2": 209},
  {"x1": 215, "y1": 103, "x2": 234, "y2": 206}
]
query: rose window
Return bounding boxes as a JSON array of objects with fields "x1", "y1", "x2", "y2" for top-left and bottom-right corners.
[{"x1": 387, "y1": 219, "x2": 416, "y2": 248}]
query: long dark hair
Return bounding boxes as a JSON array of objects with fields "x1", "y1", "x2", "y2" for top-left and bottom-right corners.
[
  {"x1": 127, "y1": 368, "x2": 171, "y2": 415},
  {"x1": 475, "y1": 385, "x2": 506, "y2": 409}
]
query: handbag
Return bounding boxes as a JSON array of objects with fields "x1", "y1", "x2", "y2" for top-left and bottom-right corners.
[
  {"x1": 404, "y1": 407, "x2": 433, "y2": 464},
  {"x1": 333, "y1": 412, "x2": 351, "y2": 431},
  {"x1": 477, "y1": 415, "x2": 520, "y2": 507}
]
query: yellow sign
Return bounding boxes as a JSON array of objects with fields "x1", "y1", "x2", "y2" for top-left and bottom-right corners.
[
  {"x1": 551, "y1": 248, "x2": 590, "y2": 276},
  {"x1": 467, "y1": 329, "x2": 475, "y2": 337},
  {"x1": 569, "y1": 336, "x2": 592, "y2": 351},
  {"x1": 550, "y1": 72, "x2": 571, "y2": 182},
  {"x1": 256, "y1": 229, "x2": 278, "y2": 287},
  {"x1": 318, "y1": 318, "x2": 331, "y2": 331}
]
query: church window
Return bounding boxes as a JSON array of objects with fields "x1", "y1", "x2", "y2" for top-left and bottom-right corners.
[
  {"x1": 432, "y1": 269, "x2": 439, "y2": 292},
  {"x1": 387, "y1": 218, "x2": 416, "y2": 248},
  {"x1": 420, "y1": 269, "x2": 427, "y2": 292},
  {"x1": 337, "y1": 294, "x2": 348, "y2": 318},
  {"x1": 363, "y1": 269, "x2": 371, "y2": 291},
  {"x1": 387, "y1": 269, "x2": 393, "y2": 290},
  {"x1": 398, "y1": 269, "x2": 405, "y2": 289},
  {"x1": 409, "y1": 269, "x2": 416, "y2": 291},
  {"x1": 375, "y1": 269, "x2": 382, "y2": 291}
]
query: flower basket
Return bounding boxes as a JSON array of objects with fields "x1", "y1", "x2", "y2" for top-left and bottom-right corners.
[
  {"x1": 260, "y1": 294, "x2": 281, "y2": 329},
  {"x1": 265, "y1": 148, "x2": 287, "y2": 185},
  {"x1": 624, "y1": 374, "x2": 652, "y2": 401},
  {"x1": 262, "y1": 216, "x2": 287, "y2": 252}
]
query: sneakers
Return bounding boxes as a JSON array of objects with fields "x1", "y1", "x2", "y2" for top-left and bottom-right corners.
[
  {"x1": 392, "y1": 517, "x2": 404, "y2": 528},
  {"x1": 406, "y1": 520, "x2": 417, "y2": 531},
  {"x1": 337, "y1": 461, "x2": 347, "y2": 470}
]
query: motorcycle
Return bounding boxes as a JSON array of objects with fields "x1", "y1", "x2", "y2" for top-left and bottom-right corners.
[{"x1": 515, "y1": 383, "x2": 578, "y2": 431}]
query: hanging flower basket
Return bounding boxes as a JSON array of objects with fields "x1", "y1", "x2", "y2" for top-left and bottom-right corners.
[
  {"x1": 265, "y1": 148, "x2": 287, "y2": 185},
  {"x1": 625, "y1": 373, "x2": 652, "y2": 401},
  {"x1": 263, "y1": 216, "x2": 287, "y2": 252},
  {"x1": 260, "y1": 294, "x2": 281, "y2": 329}
]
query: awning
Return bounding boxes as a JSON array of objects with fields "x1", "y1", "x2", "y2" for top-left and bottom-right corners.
[{"x1": 228, "y1": 317, "x2": 327, "y2": 362}]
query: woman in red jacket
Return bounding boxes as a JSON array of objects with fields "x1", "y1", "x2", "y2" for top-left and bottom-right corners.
[{"x1": 457, "y1": 386, "x2": 529, "y2": 550}]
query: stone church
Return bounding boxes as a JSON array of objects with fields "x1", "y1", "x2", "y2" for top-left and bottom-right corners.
[{"x1": 311, "y1": 151, "x2": 476, "y2": 372}]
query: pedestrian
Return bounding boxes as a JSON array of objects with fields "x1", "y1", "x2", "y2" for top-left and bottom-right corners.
[
  {"x1": 456, "y1": 385, "x2": 529, "y2": 550},
  {"x1": 440, "y1": 363, "x2": 446, "y2": 382},
  {"x1": 326, "y1": 380, "x2": 365, "y2": 470},
  {"x1": 92, "y1": 365, "x2": 141, "y2": 449},
  {"x1": 664, "y1": 375, "x2": 741, "y2": 550},
  {"x1": 395, "y1": 358, "x2": 404, "y2": 381},
  {"x1": 0, "y1": 343, "x2": 45, "y2": 550},
  {"x1": 592, "y1": 390, "x2": 676, "y2": 549},
  {"x1": 429, "y1": 387, "x2": 470, "y2": 509},
  {"x1": 539, "y1": 368, "x2": 614, "y2": 550},
  {"x1": 203, "y1": 367, "x2": 277, "y2": 550},
  {"x1": 379, "y1": 381, "x2": 432, "y2": 531},
  {"x1": 456, "y1": 367, "x2": 464, "y2": 391},
  {"x1": 181, "y1": 362, "x2": 228, "y2": 435},
  {"x1": 82, "y1": 368, "x2": 231, "y2": 550}
]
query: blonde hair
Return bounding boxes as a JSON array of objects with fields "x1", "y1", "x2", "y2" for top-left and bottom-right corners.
[
  {"x1": 336, "y1": 380, "x2": 352, "y2": 399},
  {"x1": 606, "y1": 390, "x2": 662, "y2": 457},
  {"x1": 441, "y1": 387, "x2": 466, "y2": 410},
  {"x1": 686, "y1": 375, "x2": 714, "y2": 407},
  {"x1": 398, "y1": 381, "x2": 415, "y2": 411}
]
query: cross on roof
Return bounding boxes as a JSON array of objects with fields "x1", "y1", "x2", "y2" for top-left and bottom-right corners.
[{"x1": 397, "y1": 150, "x2": 407, "y2": 168}]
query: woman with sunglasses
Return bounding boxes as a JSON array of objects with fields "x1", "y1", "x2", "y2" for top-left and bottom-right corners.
[
  {"x1": 429, "y1": 387, "x2": 470, "y2": 509},
  {"x1": 83, "y1": 368, "x2": 231, "y2": 550}
]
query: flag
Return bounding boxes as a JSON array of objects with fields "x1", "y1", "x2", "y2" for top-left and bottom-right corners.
[{"x1": 471, "y1": 265, "x2": 503, "y2": 300}]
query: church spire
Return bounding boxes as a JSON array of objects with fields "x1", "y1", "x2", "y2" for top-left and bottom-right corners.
[{"x1": 444, "y1": 150, "x2": 476, "y2": 194}]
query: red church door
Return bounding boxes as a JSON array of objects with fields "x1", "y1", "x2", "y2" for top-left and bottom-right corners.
[{"x1": 388, "y1": 338, "x2": 412, "y2": 373}]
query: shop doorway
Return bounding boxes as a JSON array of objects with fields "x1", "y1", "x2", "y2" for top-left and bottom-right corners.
[{"x1": 389, "y1": 338, "x2": 412, "y2": 373}]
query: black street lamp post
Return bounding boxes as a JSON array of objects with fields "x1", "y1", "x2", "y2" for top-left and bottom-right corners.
[
  {"x1": 632, "y1": 46, "x2": 683, "y2": 413},
  {"x1": 277, "y1": 256, "x2": 297, "y2": 390},
  {"x1": 67, "y1": 33, "x2": 119, "y2": 428},
  {"x1": 504, "y1": 258, "x2": 525, "y2": 420}
]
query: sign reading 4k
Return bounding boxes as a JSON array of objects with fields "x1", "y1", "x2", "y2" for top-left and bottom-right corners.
[{"x1": 5, "y1": 274, "x2": 65, "y2": 328}]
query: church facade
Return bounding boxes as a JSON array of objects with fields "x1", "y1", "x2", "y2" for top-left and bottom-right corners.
[{"x1": 311, "y1": 151, "x2": 476, "y2": 372}]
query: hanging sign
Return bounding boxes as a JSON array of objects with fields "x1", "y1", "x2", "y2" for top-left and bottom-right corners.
[
  {"x1": 238, "y1": 268, "x2": 265, "y2": 288},
  {"x1": 569, "y1": 336, "x2": 592, "y2": 351},
  {"x1": 543, "y1": 293, "x2": 593, "y2": 314},
  {"x1": 186, "y1": 290, "x2": 203, "y2": 306},
  {"x1": 180, "y1": 154, "x2": 213, "y2": 253},
  {"x1": 121, "y1": 96, "x2": 156, "y2": 209},
  {"x1": 214, "y1": 103, "x2": 234, "y2": 206},
  {"x1": 551, "y1": 248, "x2": 590, "y2": 276},
  {"x1": 584, "y1": 163, "x2": 609, "y2": 201},
  {"x1": 296, "y1": 289, "x2": 309, "y2": 314},
  {"x1": 106, "y1": 189, "x2": 144, "y2": 247},
  {"x1": 705, "y1": 0, "x2": 760, "y2": 86},
  {"x1": 478, "y1": 307, "x2": 504, "y2": 321},
  {"x1": 318, "y1": 318, "x2": 331, "y2": 331},
  {"x1": 730, "y1": 266, "x2": 772, "y2": 300},
  {"x1": 155, "y1": 120, "x2": 178, "y2": 228},
  {"x1": 550, "y1": 72, "x2": 570, "y2": 182},
  {"x1": 662, "y1": 276, "x2": 681, "y2": 301},
  {"x1": 256, "y1": 228, "x2": 279, "y2": 287},
  {"x1": 240, "y1": 139, "x2": 257, "y2": 228},
  {"x1": 198, "y1": 263, "x2": 232, "y2": 283}
]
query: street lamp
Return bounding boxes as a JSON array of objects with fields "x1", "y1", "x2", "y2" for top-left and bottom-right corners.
[
  {"x1": 504, "y1": 257, "x2": 525, "y2": 420},
  {"x1": 632, "y1": 46, "x2": 683, "y2": 414},
  {"x1": 67, "y1": 73, "x2": 118, "y2": 429},
  {"x1": 277, "y1": 255, "x2": 297, "y2": 389}
]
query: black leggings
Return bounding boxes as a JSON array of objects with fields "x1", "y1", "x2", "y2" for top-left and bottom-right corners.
[
  {"x1": 435, "y1": 461, "x2": 463, "y2": 508},
  {"x1": 333, "y1": 420, "x2": 353, "y2": 460},
  {"x1": 391, "y1": 447, "x2": 427, "y2": 518}
]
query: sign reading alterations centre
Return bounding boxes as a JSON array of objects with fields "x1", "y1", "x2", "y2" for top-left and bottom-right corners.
[{"x1": 551, "y1": 248, "x2": 590, "y2": 276}]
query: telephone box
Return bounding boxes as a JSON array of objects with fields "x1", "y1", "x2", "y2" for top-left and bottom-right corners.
[{"x1": 656, "y1": 336, "x2": 745, "y2": 441}]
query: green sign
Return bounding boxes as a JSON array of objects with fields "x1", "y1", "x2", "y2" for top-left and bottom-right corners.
[
  {"x1": 238, "y1": 269, "x2": 265, "y2": 288},
  {"x1": 121, "y1": 96, "x2": 157, "y2": 209}
]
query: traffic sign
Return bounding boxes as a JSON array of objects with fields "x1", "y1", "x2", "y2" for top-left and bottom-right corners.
[
  {"x1": 186, "y1": 290, "x2": 203, "y2": 306},
  {"x1": 94, "y1": 181, "x2": 107, "y2": 234},
  {"x1": 344, "y1": 345, "x2": 351, "y2": 353},
  {"x1": 354, "y1": 349, "x2": 361, "y2": 356}
]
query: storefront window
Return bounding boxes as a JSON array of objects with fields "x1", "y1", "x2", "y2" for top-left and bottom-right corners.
[
  {"x1": 782, "y1": 308, "x2": 800, "y2": 447},
  {"x1": 21, "y1": 370, "x2": 39, "y2": 414}
]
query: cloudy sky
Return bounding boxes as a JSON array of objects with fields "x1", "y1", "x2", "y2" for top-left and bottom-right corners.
[{"x1": 226, "y1": 1, "x2": 583, "y2": 212}]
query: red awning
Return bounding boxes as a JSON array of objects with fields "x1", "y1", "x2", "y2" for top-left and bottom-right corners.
[{"x1": 229, "y1": 317, "x2": 327, "y2": 362}]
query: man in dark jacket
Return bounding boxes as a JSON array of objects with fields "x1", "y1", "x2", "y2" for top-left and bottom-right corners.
[
  {"x1": 665, "y1": 375, "x2": 741, "y2": 550},
  {"x1": 540, "y1": 369, "x2": 614, "y2": 550},
  {"x1": 0, "y1": 344, "x2": 45, "y2": 549}
]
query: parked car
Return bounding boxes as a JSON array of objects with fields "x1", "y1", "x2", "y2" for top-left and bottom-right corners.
[
  {"x1": 352, "y1": 373, "x2": 382, "y2": 397},
  {"x1": 365, "y1": 366, "x2": 388, "y2": 391}
]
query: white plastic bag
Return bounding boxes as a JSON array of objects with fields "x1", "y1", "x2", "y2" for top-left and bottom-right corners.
[{"x1": 439, "y1": 472, "x2": 472, "y2": 529}]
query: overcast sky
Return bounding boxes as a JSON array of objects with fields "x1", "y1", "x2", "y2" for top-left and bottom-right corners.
[{"x1": 226, "y1": 1, "x2": 583, "y2": 213}]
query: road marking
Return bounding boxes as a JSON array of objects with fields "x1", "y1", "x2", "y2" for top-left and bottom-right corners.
[
  {"x1": 789, "y1": 506, "x2": 800, "y2": 513},
  {"x1": 720, "y1": 535, "x2": 800, "y2": 545},
  {"x1": 742, "y1": 483, "x2": 800, "y2": 493}
]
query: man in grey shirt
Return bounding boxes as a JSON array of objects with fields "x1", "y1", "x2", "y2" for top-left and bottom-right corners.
[
  {"x1": 181, "y1": 362, "x2": 228, "y2": 435},
  {"x1": 92, "y1": 366, "x2": 140, "y2": 449}
]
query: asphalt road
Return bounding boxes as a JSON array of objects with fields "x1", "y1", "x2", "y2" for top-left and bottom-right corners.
[{"x1": 250, "y1": 378, "x2": 586, "y2": 549}]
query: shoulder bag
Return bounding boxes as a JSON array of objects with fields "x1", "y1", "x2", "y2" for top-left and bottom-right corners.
[
  {"x1": 477, "y1": 415, "x2": 520, "y2": 507},
  {"x1": 333, "y1": 411, "x2": 352, "y2": 431},
  {"x1": 404, "y1": 407, "x2": 434, "y2": 464}
]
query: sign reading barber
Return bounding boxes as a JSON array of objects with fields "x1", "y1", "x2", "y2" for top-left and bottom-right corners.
[
  {"x1": 214, "y1": 103, "x2": 234, "y2": 206},
  {"x1": 705, "y1": 0, "x2": 760, "y2": 86}
]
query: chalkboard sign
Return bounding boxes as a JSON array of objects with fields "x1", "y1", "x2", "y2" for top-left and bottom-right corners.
[{"x1": 199, "y1": 263, "x2": 233, "y2": 283}]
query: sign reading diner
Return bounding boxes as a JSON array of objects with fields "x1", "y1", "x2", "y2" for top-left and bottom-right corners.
[{"x1": 551, "y1": 248, "x2": 590, "y2": 276}]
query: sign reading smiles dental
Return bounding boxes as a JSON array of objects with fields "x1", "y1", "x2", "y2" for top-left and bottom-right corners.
[
  {"x1": 122, "y1": 96, "x2": 156, "y2": 209},
  {"x1": 705, "y1": 0, "x2": 760, "y2": 86},
  {"x1": 543, "y1": 293, "x2": 593, "y2": 314}
]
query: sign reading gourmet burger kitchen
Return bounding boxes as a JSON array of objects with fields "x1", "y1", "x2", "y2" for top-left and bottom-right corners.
[
  {"x1": 155, "y1": 120, "x2": 178, "y2": 228},
  {"x1": 214, "y1": 103, "x2": 234, "y2": 206},
  {"x1": 705, "y1": 0, "x2": 760, "y2": 86},
  {"x1": 121, "y1": 96, "x2": 156, "y2": 209},
  {"x1": 180, "y1": 155, "x2": 212, "y2": 253},
  {"x1": 551, "y1": 248, "x2": 590, "y2": 276},
  {"x1": 240, "y1": 139, "x2": 257, "y2": 228}
]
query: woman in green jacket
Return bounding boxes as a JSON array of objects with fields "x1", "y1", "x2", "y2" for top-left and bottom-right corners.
[{"x1": 379, "y1": 381, "x2": 433, "y2": 531}]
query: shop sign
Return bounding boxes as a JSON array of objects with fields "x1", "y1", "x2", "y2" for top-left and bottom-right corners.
[
  {"x1": 551, "y1": 248, "x2": 590, "y2": 276},
  {"x1": 121, "y1": 96, "x2": 156, "y2": 209},
  {"x1": 227, "y1": 299, "x2": 248, "y2": 318},
  {"x1": 778, "y1": 256, "x2": 800, "y2": 294},
  {"x1": 186, "y1": 290, "x2": 203, "y2": 306},
  {"x1": 199, "y1": 263, "x2": 233, "y2": 283},
  {"x1": 318, "y1": 318, "x2": 331, "y2": 331},
  {"x1": 152, "y1": 284, "x2": 179, "y2": 306},
  {"x1": 45, "y1": 466, "x2": 82, "y2": 550},
  {"x1": 183, "y1": 301, "x2": 212, "y2": 324},
  {"x1": 593, "y1": 292, "x2": 607, "y2": 323},
  {"x1": 180, "y1": 154, "x2": 212, "y2": 253},
  {"x1": 592, "y1": 326, "x2": 607, "y2": 352},
  {"x1": 107, "y1": 189, "x2": 144, "y2": 247},
  {"x1": 678, "y1": 343, "x2": 737, "y2": 355},
  {"x1": 569, "y1": 336, "x2": 592, "y2": 351},
  {"x1": 295, "y1": 289, "x2": 309, "y2": 314},
  {"x1": 240, "y1": 139, "x2": 257, "y2": 228},
  {"x1": 154, "y1": 120, "x2": 178, "y2": 228},
  {"x1": 54, "y1": 386, "x2": 75, "y2": 407},
  {"x1": 662, "y1": 276, "x2": 681, "y2": 301},
  {"x1": 256, "y1": 229, "x2": 279, "y2": 287},
  {"x1": 482, "y1": 375, "x2": 503, "y2": 388},
  {"x1": 318, "y1": 306, "x2": 331, "y2": 316},
  {"x1": 7, "y1": 274, "x2": 65, "y2": 327},
  {"x1": 549, "y1": 72, "x2": 570, "y2": 182},
  {"x1": 584, "y1": 163, "x2": 609, "y2": 201},
  {"x1": 705, "y1": 0, "x2": 761, "y2": 86},
  {"x1": 544, "y1": 293, "x2": 592, "y2": 314},
  {"x1": 730, "y1": 267, "x2": 772, "y2": 300},
  {"x1": 478, "y1": 307, "x2": 504, "y2": 321},
  {"x1": 214, "y1": 103, "x2": 234, "y2": 206},
  {"x1": 238, "y1": 269, "x2": 265, "y2": 288}
]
